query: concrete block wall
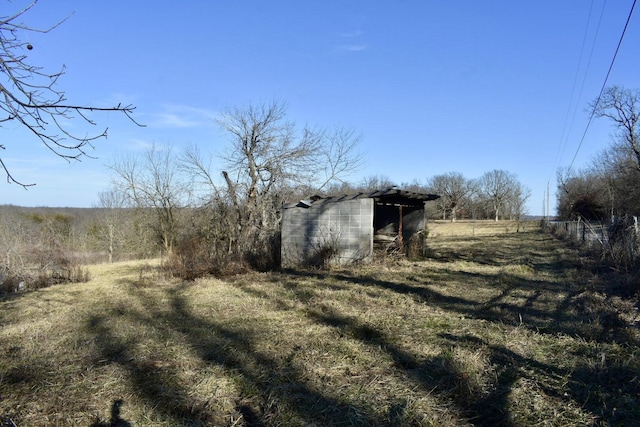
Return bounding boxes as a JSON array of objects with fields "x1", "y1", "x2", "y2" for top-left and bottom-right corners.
[{"x1": 281, "y1": 198, "x2": 373, "y2": 267}]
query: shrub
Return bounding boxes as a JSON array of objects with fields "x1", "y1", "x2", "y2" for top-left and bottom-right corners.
[
  {"x1": 0, "y1": 274, "x2": 22, "y2": 295},
  {"x1": 406, "y1": 230, "x2": 427, "y2": 260},
  {"x1": 605, "y1": 215, "x2": 640, "y2": 272},
  {"x1": 243, "y1": 231, "x2": 280, "y2": 272},
  {"x1": 166, "y1": 235, "x2": 223, "y2": 280},
  {"x1": 166, "y1": 233, "x2": 253, "y2": 280},
  {"x1": 306, "y1": 228, "x2": 341, "y2": 269}
]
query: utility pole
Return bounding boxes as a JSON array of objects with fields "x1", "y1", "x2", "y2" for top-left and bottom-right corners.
[{"x1": 547, "y1": 181, "x2": 550, "y2": 219}]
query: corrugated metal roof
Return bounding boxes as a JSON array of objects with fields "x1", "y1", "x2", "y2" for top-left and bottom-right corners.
[{"x1": 284, "y1": 187, "x2": 440, "y2": 209}]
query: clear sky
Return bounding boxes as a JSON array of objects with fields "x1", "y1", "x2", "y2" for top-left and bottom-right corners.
[{"x1": 2, "y1": 0, "x2": 639, "y2": 215}]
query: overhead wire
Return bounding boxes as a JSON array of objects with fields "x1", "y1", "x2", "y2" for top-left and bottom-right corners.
[
  {"x1": 567, "y1": 0, "x2": 637, "y2": 173},
  {"x1": 555, "y1": 0, "x2": 606, "y2": 171},
  {"x1": 553, "y1": 0, "x2": 597, "y2": 171},
  {"x1": 546, "y1": 0, "x2": 605, "y2": 215}
]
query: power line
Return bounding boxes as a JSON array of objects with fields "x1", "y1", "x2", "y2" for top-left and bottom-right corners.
[
  {"x1": 555, "y1": 0, "x2": 607, "y2": 171},
  {"x1": 568, "y1": 0, "x2": 637, "y2": 173},
  {"x1": 554, "y1": 0, "x2": 598, "y2": 170}
]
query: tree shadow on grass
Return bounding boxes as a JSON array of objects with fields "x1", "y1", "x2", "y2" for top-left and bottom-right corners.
[
  {"x1": 282, "y1": 231, "x2": 639, "y2": 424},
  {"x1": 165, "y1": 284, "x2": 381, "y2": 426},
  {"x1": 304, "y1": 298, "x2": 639, "y2": 426},
  {"x1": 439, "y1": 333, "x2": 640, "y2": 425},
  {"x1": 86, "y1": 311, "x2": 216, "y2": 425},
  {"x1": 304, "y1": 304, "x2": 518, "y2": 426},
  {"x1": 85, "y1": 280, "x2": 384, "y2": 426},
  {"x1": 299, "y1": 269, "x2": 631, "y2": 344}
]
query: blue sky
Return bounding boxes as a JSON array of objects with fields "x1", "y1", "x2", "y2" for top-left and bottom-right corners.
[{"x1": 2, "y1": 1, "x2": 639, "y2": 215}]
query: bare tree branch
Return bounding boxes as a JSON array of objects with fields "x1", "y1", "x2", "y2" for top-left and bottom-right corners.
[
  {"x1": 0, "y1": 1, "x2": 143, "y2": 187},
  {"x1": 316, "y1": 126, "x2": 365, "y2": 192},
  {"x1": 591, "y1": 86, "x2": 640, "y2": 172}
]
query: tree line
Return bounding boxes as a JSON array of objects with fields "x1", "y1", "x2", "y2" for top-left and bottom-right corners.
[{"x1": 557, "y1": 86, "x2": 640, "y2": 221}]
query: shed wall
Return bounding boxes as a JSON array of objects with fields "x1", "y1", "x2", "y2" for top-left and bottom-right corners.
[{"x1": 281, "y1": 198, "x2": 374, "y2": 268}]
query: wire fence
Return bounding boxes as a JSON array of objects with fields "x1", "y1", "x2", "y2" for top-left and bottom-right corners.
[
  {"x1": 548, "y1": 220, "x2": 611, "y2": 245},
  {"x1": 547, "y1": 216, "x2": 640, "y2": 270}
]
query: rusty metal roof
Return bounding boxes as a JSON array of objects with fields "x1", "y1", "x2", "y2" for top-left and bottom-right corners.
[{"x1": 285, "y1": 187, "x2": 440, "y2": 209}]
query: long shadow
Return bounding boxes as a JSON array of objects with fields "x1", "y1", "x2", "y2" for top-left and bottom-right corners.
[
  {"x1": 86, "y1": 279, "x2": 385, "y2": 425},
  {"x1": 437, "y1": 333, "x2": 564, "y2": 426},
  {"x1": 89, "y1": 400, "x2": 132, "y2": 427},
  {"x1": 164, "y1": 284, "x2": 382, "y2": 426},
  {"x1": 294, "y1": 270, "x2": 599, "y2": 341},
  {"x1": 439, "y1": 333, "x2": 640, "y2": 424},
  {"x1": 303, "y1": 303, "x2": 524, "y2": 426},
  {"x1": 286, "y1": 250, "x2": 637, "y2": 345},
  {"x1": 280, "y1": 233, "x2": 640, "y2": 423},
  {"x1": 302, "y1": 295, "x2": 639, "y2": 426},
  {"x1": 86, "y1": 310, "x2": 215, "y2": 425}
]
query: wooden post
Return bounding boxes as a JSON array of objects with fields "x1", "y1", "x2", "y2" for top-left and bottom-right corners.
[
  {"x1": 423, "y1": 201, "x2": 428, "y2": 257},
  {"x1": 398, "y1": 205, "x2": 403, "y2": 252}
]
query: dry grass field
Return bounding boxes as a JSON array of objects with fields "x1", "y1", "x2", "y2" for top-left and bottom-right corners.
[{"x1": 1, "y1": 221, "x2": 639, "y2": 426}]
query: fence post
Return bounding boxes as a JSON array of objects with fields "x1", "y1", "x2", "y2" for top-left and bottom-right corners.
[{"x1": 576, "y1": 217, "x2": 581, "y2": 240}]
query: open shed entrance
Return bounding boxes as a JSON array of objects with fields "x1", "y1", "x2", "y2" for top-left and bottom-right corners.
[{"x1": 373, "y1": 195, "x2": 430, "y2": 253}]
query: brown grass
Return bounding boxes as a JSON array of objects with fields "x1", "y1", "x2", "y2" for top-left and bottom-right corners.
[
  {"x1": 428, "y1": 219, "x2": 532, "y2": 237},
  {"x1": 1, "y1": 222, "x2": 638, "y2": 426}
]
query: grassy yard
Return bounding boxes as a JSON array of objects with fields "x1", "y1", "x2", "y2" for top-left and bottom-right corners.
[{"x1": 1, "y1": 221, "x2": 639, "y2": 426}]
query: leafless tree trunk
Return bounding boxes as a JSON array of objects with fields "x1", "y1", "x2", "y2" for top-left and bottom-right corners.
[
  {"x1": 213, "y1": 100, "x2": 363, "y2": 264},
  {"x1": 93, "y1": 189, "x2": 130, "y2": 263}
]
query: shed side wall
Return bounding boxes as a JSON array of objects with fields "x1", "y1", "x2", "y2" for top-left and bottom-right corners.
[{"x1": 281, "y1": 198, "x2": 373, "y2": 268}]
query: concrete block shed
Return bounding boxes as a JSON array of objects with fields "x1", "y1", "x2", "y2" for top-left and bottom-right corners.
[{"x1": 280, "y1": 188, "x2": 440, "y2": 267}]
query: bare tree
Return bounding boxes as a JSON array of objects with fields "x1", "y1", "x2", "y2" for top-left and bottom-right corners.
[
  {"x1": 218, "y1": 100, "x2": 362, "y2": 234},
  {"x1": 109, "y1": 145, "x2": 187, "y2": 254},
  {"x1": 219, "y1": 101, "x2": 313, "y2": 233},
  {"x1": 0, "y1": 1, "x2": 141, "y2": 187},
  {"x1": 428, "y1": 172, "x2": 475, "y2": 222},
  {"x1": 591, "y1": 86, "x2": 640, "y2": 172},
  {"x1": 506, "y1": 182, "x2": 531, "y2": 228},
  {"x1": 90, "y1": 189, "x2": 129, "y2": 263},
  {"x1": 184, "y1": 100, "x2": 364, "y2": 269},
  {"x1": 479, "y1": 169, "x2": 519, "y2": 221}
]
